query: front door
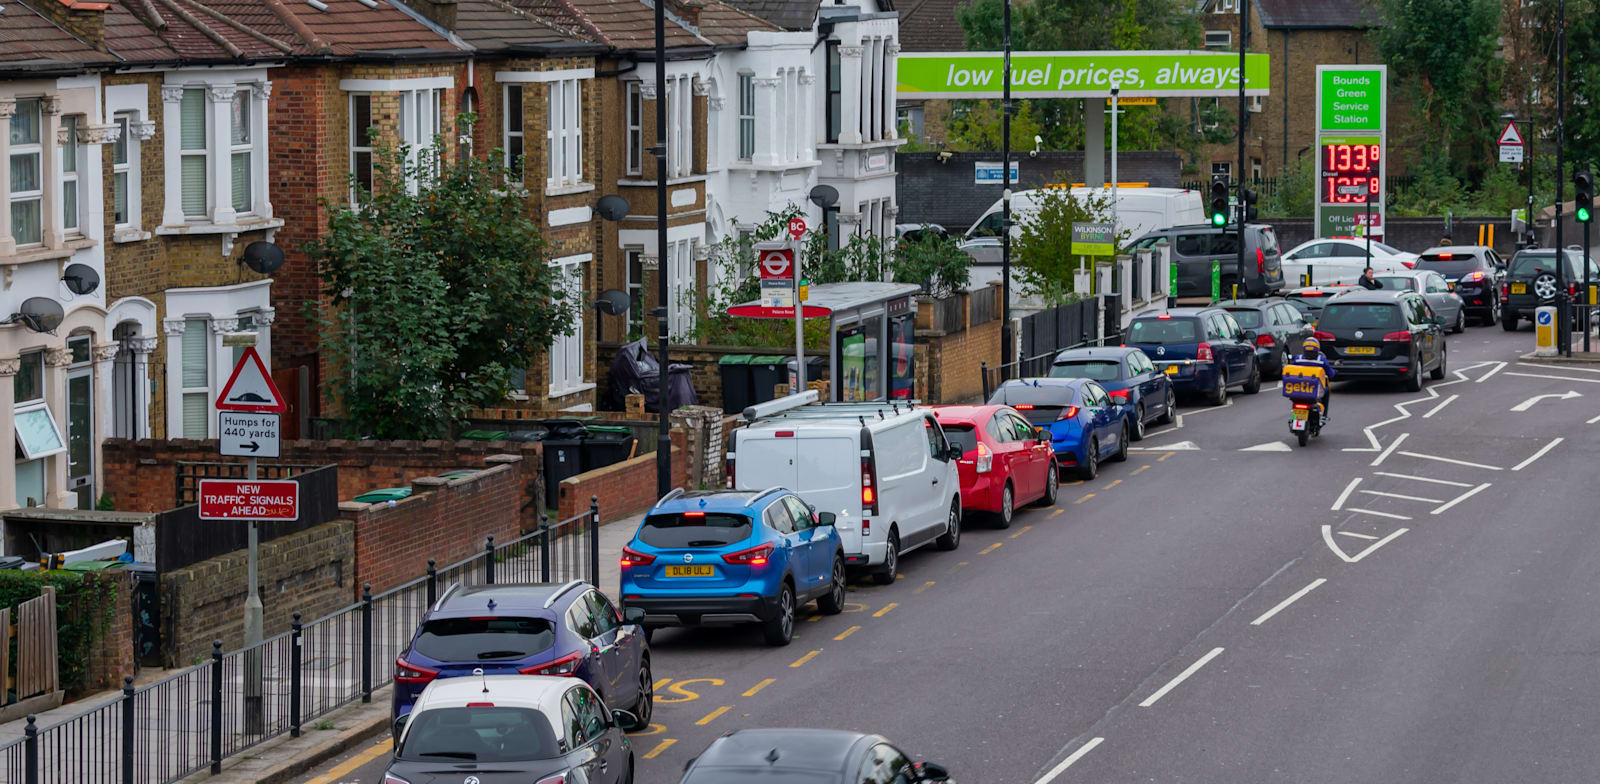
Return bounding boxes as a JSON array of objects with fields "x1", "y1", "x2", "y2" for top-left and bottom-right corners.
[{"x1": 66, "y1": 338, "x2": 94, "y2": 509}]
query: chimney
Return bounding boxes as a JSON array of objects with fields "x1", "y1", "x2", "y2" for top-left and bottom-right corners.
[
  {"x1": 34, "y1": 0, "x2": 110, "y2": 50},
  {"x1": 667, "y1": 0, "x2": 703, "y2": 26},
  {"x1": 414, "y1": 0, "x2": 458, "y2": 30}
]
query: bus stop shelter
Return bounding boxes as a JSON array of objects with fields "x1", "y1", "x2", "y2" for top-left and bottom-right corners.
[{"x1": 727, "y1": 282, "x2": 921, "y2": 402}]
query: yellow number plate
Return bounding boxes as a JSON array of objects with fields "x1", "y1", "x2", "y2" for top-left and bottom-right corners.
[
  {"x1": 664, "y1": 565, "x2": 714, "y2": 577},
  {"x1": 1512, "y1": 283, "x2": 1527, "y2": 294},
  {"x1": 1293, "y1": 409, "x2": 1309, "y2": 420},
  {"x1": 1344, "y1": 346, "x2": 1378, "y2": 355},
  {"x1": 1164, "y1": 365, "x2": 1179, "y2": 375}
]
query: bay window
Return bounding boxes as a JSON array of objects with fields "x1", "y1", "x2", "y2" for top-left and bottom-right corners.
[
  {"x1": 738, "y1": 74, "x2": 755, "y2": 161},
  {"x1": 60, "y1": 115, "x2": 81, "y2": 233},
  {"x1": 230, "y1": 88, "x2": 252, "y2": 213},
  {"x1": 9, "y1": 98, "x2": 42, "y2": 246},
  {"x1": 180, "y1": 317, "x2": 209, "y2": 439},
  {"x1": 546, "y1": 79, "x2": 583, "y2": 190}
]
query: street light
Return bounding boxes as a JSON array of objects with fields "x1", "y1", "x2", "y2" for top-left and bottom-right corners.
[{"x1": 1499, "y1": 111, "x2": 1536, "y2": 247}]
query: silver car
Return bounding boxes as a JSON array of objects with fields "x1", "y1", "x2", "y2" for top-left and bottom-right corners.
[{"x1": 1372, "y1": 270, "x2": 1467, "y2": 333}]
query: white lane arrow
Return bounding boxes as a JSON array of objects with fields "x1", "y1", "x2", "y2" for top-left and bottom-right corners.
[
  {"x1": 1240, "y1": 441, "x2": 1293, "y2": 452},
  {"x1": 1510, "y1": 390, "x2": 1582, "y2": 412}
]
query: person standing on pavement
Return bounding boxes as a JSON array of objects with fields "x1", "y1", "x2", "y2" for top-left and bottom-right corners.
[{"x1": 1358, "y1": 267, "x2": 1384, "y2": 290}]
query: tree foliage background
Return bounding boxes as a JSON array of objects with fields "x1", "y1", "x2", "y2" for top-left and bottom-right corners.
[
  {"x1": 306, "y1": 118, "x2": 576, "y2": 439},
  {"x1": 1011, "y1": 186, "x2": 1125, "y2": 305}
]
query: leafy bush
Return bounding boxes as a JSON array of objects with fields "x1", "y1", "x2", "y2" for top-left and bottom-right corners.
[{"x1": 0, "y1": 570, "x2": 116, "y2": 696}]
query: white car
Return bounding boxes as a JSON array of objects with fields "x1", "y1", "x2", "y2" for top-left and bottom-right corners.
[{"x1": 1281, "y1": 237, "x2": 1417, "y2": 286}]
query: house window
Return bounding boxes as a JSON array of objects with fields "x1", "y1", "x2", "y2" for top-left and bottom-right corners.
[
  {"x1": 825, "y1": 42, "x2": 842, "y2": 144},
  {"x1": 59, "y1": 115, "x2": 81, "y2": 234},
  {"x1": 349, "y1": 93, "x2": 374, "y2": 204},
  {"x1": 666, "y1": 240, "x2": 696, "y2": 339},
  {"x1": 625, "y1": 82, "x2": 642, "y2": 176},
  {"x1": 1215, "y1": 0, "x2": 1237, "y2": 11},
  {"x1": 13, "y1": 350, "x2": 63, "y2": 504},
  {"x1": 230, "y1": 89, "x2": 252, "y2": 213},
  {"x1": 399, "y1": 87, "x2": 443, "y2": 188},
  {"x1": 1212, "y1": 162, "x2": 1232, "y2": 180},
  {"x1": 549, "y1": 259, "x2": 586, "y2": 395},
  {"x1": 662, "y1": 77, "x2": 692, "y2": 179},
  {"x1": 13, "y1": 351, "x2": 43, "y2": 406},
  {"x1": 738, "y1": 74, "x2": 756, "y2": 160},
  {"x1": 181, "y1": 317, "x2": 209, "y2": 438},
  {"x1": 504, "y1": 85, "x2": 524, "y2": 182},
  {"x1": 626, "y1": 249, "x2": 644, "y2": 336},
  {"x1": 824, "y1": 205, "x2": 840, "y2": 251},
  {"x1": 180, "y1": 88, "x2": 209, "y2": 218},
  {"x1": 546, "y1": 79, "x2": 583, "y2": 190},
  {"x1": 8, "y1": 99, "x2": 43, "y2": 246},
  {"x1": 1204, "y1": 30, "x2": 1232, "y2": 48},
  {"x1": 112, "y1": 113, "x2": 132, "y2": 226}
]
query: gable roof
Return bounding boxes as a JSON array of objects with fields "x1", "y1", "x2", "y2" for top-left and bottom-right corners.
[
  {"x1": 1253, "y1": 0, "x2": 1376, "y2": 29},
  {"x1": 896, "y1": 0, "x2": 966, "y2": 51},
  {"x1": 0, "y1": 3, "x2": 110, "y2": 71}
]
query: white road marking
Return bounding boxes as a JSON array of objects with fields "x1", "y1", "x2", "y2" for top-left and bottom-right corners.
[
  {"x1": 1033, "y1": 737, "x2": 1105, "y2": 784},
  {"x1": 1374, "y1": 471, "x2": 1473, "y2": 487},
  {"x1": 1331, "y1": 477, "x2": 1362, "y2": 511},
  {"x1": 1511, "y1": 437, "x2": 1564, "y2": 471},
  {"x1": 1347, "y1": 507, "x2": 1412, "y2": 520},
  {"x1": 1516, "y1": 362, "x2": 1600, "y2": 373},
  {"x1": 1505, "y1": 371, "x2": 1600, "y2": 384},
  {"x1": 1142, "y1": 426, "x2": 1180, "y2": 439},
  {"x1": 1431, "y1": 483, "x2": 1492, "y2": 515},
  {"x1": 1421, "y1": 394, "x2": 1459, "y2": 418},
  {"x1": 1510, "y1": 390, "x2": 1583, "y2": 411},
  {"x1": 1240, "y1": 441, "x2": 1293, "y2": 452},
  {"x1": 1323, "y1": 525, "x2": 1408, "y2": 562},
  {"x1": 1589, "y1": 413, "x2": 1600, "y2": 424},
  {"x1": 1349, "y1": 365, "x2": 1477, "y2": 452},
  {"x1": 1337, "y1": 531, "x2": 1379, "y2": 540},
  {"x1": 1184, "y1": 399, "x2": 1234, "y2": 417},
  {"x1": 1475, "y1": 361, "x2": 1507, "y2": 382},
  {"x1": 1397, "y1": 451, "x2": 1502, "y2": 470},
  {"x1": 1370, "y1": 432, "x2": 1410, "y2": 467},
  {"x1": 1139, "y1": 647, "x2": 1225, "y2": 707},
  {"x1": 1251, "y1": 579, "x2": 1327, "y2": 626},
  {"x1": 1360, "y1": 489, "x2": 1443, "y2": 503},
  {"x1": 1132, "y1": 440, "x2": 1200, "y2": 451}
]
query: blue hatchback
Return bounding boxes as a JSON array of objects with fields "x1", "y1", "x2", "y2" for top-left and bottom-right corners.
[
  {"x1": 1126, "y1": 308, "x2": 1261, "y2": 405},
  {"x1": 391, "y1": 582, "x2": 652, "y2": 732},
  {"x1": 1049, "y1": 346, "x2": 1175, "y2": 441},
  {"x1": 987, "y1": 378, "x2": 1133, "y2": 480},
  {"x1": 620, "y1": 488, "x2": 846, "y2": 647}
]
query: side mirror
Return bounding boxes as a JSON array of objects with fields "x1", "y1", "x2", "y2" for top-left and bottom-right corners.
[
  {"x1": 816, "y1": 511, "x2": 837, "y2": 526},
  {"x1": 392, "y1": 715, "x2": 408, "y2": 748},
  {"x1": 1241, "y1": 329, "x2": 1258, "y2": 342},
  {"x1": 945, "y1": 445, "x2": 964, "y2": 461},
  {"x1": 1433, "y1": 314, "x2": 1447, "y2": 326},
  {"x1": 623, "y1": 606, "x2": 647, "y2": 624},
  {"x1": 916, "y1": 762, "x2": 951, "y2": 782},
  {"x1": 611, "y1": 708, "x2": 639, "y2": 728},
  {"x1": 1035, "y1": 426, "x2": 1048, "y2": 440}
]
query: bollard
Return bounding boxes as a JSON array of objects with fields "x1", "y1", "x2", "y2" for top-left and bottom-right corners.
[
  {"x1": 122, "y1": 676, "x2": 135, "y2": 784},
  {"x1": 484, "y1": 536, "x2": 496, "y2": 584},
  {"x1": 540, "y1": 520, "x2": 552, "y2": 582},
  {"x1": 210, "y1": 641, "x2": 223, "y2": 773},
  {"x1": 589, "y1": 496, "x2": 601, "y2": 586},
  {"x1": 23, "y1": 715, "x2": 37, "y2": 784},
  {"x1": 980, "y1": 361, "x2": 990, "y2": 401},
  {"x1": 360, "y1": 585, "x2": 373, "y2": 703},
  {"x1": 290, "y1": 612, "x2": 303, "y2": 737},
  {"x1": 425, "y1": 559, "x2": 437, "y2": 608}
]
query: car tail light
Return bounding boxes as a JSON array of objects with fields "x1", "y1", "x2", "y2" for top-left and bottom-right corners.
[
  {"x1": 620, "y1": 545, "x2": 655, "y2": 568},
  {"x1": 466, "y1": 702, "x2": 494, "y2": 707},
  {"x1": 1401, "y1": 260, "x2": 1416, "y2": 269},
  {"x1": 1013, "y1": 404, "x2": 1034, "y2": 410},
  {"x1": 774, "y1": 430, "x2": 794, "y2": 438},
  {"x1": 1435, "y1": 253, "x2": 1454, "y2": 260},
  {"x1": 1501, "y1": 282, "x2": 1509, "y2": 297},
  {"x1": 1197, "y1": 342, "x2": 1213, "y2": 362},
  {"x1": 1313, "y1": 331, "x2": 1335, "y2": 342},
  {"x1": 1570, "y1": 283, "x2": 1579, "y2": 296},
  {"x1": 1107, "y1": 389, "x2": 1131, "y2": 402},
  {"x1": 1157, "y1": 314, "x2": 1172, "y2": 319},
  {"x1": 520, "y1": 651, "x2": 581, "y2": 677},
  {"x1": 386, "y1": 775, "x2": 412, "y2": 784},
  {"x1": 861, "y1": 449, "x2": 880, "y2": 524},
  {"x1": 1383, "y1": 331, "x2": 1412, "y2": 342},
  {"x1": 1292, "y1": 402, "x2": 1310, "y2": 410},
  {"x1": 975, "y1": 442, "x2": 993, "y2": 473},
  {"x1": 725, "y1": 455, "x2": 735, "y2": 488},
  {"x1": 1257, "y1": 248, "x2": 1266, "y2": 275},
  {"x1": 395, "y1": 658, "x2": 439, "y2": 685},
  {"x1": 1255, "y1": 333, "x2": 1276, "y2": 347},
  {"x1": 1059, "y1": 405, "x2": 1080, "y2": 420},
  {"x1": 1464, "y1": 271, "x2": 1484, "y2": 282},
  {"x1": 723, "y1": 543, "x2": 774, "y2": 565},
  {"x1": 535, "y1": 773, "x2": 568, "y2": 784}
]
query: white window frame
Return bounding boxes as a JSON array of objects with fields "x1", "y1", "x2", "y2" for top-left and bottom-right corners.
[
  {"x1": 504, "y1": 84, "x2": 525, "y2": 183},
  {"x1": 9, "y1": 98, "x2": 44, "y2": 247},
  {"x1": 738, "y1": 74, "x2": 755, "y2": 161},
  {"x1": 112, "y1": 113, "x2": 132, "y2": 228},
  {"x1": 546, "y1": 79, "x2": 584, "y2": 191},
  {"x1": 667, "y1": 239, "x2": 696, "y2": 339},
  {"x1": 399, "y1": 87, "x2": 443, "y2": 191},
  {"x1": 1204, "y1": 30, "x2": 1232, "y2": 49},
  {"x1": 229, "y1": 87, "x2": 253, "y2": 215},
  {"x1": 59, "y1": 115, "x2": 81, "y2": 235},
  {"x1": 625, "y1": 82, "x2": 642, "y2": 176},
  {"x1": 549, "y1": 255, "x2": 588, "y2": 396},
  {"x1": 179, "y1": 87, "x2": 209, "y2": 219},
  {"x1": 349, "y1": 93, "x2": 373, "y2": 206},
  {"x1": 625, "y1": 248, "x2": 644, "y2": 335},
  {"x1": 179, "y1": 317, "x2": 210, "y2": 439}
]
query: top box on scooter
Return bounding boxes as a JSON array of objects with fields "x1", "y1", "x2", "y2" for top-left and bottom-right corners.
[{"x1": 1281, "y1": 364, "x2": 1325, "y2": 402}]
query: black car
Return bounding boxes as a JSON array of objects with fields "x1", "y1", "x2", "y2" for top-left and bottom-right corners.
[
  {"x1": 1047, "y1": 346, "x2": 1175, "y2": 439},
  {"x1": 1283, "y1": 285, "x2": 1358, "y2": 325},
  {"x1": 1132, "y1": 223, "x2": 1287, "y2": 298},
  {"x1": 1315, "y1": 290, "x2": 1447, "y2": 391},
  {"x1": 1218, "y1": 298, "x2": 1314, "y2": 378},
  {"x1": 1500, "y1": 248, "x2": 1600, "y2": 331},
  {"x1": 680, "y1": 728, "x2": 951, "y2": 783},
  {"x1": 1414, "y1": 245, "x2": 1505, "y2": 325},
  {"x1": 1125, "y1": 308, "x2": 1261, "y2": 405}
]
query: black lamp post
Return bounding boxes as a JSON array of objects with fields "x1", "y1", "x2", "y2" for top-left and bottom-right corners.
[{"x1": 653, "y1": 0, "x2": 672, "y2": 493}]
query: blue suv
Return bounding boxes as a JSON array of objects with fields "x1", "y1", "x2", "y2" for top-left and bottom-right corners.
[
  {"x1": 620, "y1": 489, "x2": 846, "y2": 646},
  {"x1": 391, "y1": 581, "x2": 652, "y2": 732}
]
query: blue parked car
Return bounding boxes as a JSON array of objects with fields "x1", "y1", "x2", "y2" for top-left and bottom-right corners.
[
  {"x1": 1125, "y1": 308, "x2": 1262, "y2": 406},
  {"x1": 1048, "y1": 346, "x2": 1175, "y2": 440},
  {"x1": 620, "y1": 488, "x2": 846, "y2": 647},
  {"x1": 391, "y1": 581, "x2": 652, "y2": 732},
  {"x1": 987, "y1": 378, "x2": 1132, "y2": 480}
]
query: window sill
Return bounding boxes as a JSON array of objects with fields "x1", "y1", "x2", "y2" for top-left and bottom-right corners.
[
  {"x1": 726, "y1": 160, "x2": 823, "y2": 174},
  {"x1": 547, "y1": 381, "x2": 596, "y2": 399},
  {"x1": 113, "y1": 228, "x2": 152, "y2": 244},
  {"x1": 545, "y1": 183, "x2": 596, "y2": 197},
  {"x1": 2, "y1": 237, "x2": 97, "y2": 266},
  {"x1": 155, "y1": 216, "x2": 285, "y2": 236},
  {"x1": 506, "y1": 391, "x2": 530, "y2": 402},
  {"x1": 614, "y1": 174, "x2": 709, "y2": 187},
  {"x1": 816, "y1": 138, "x2": 905, "y2": 151}
]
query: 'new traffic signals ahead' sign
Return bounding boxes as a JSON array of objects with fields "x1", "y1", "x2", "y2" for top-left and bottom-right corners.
[{"x1": 198, "y1": 479, "x2": 299, "y2": 521}]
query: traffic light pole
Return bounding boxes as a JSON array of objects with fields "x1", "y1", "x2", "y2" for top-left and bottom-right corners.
[
  {"x1": 1585, "y1": 218, "x2": 1592, "y2": 353},
  {"x1": 1235, "y1": 0, "x2": 1247, "y2": 297}
]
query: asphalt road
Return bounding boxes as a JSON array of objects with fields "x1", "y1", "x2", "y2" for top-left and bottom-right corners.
[{"x1": 299, "y1": 325, "x2": 1600, "y2": 784}]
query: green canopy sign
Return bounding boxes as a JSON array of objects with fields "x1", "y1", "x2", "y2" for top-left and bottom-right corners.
[{"x1": 897, "y1": 50, "x2": 1270, "y2": 99}]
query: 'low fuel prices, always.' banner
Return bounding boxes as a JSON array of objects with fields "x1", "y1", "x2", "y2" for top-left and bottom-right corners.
[{"x1": 897, "y1": 50, "x2": 1270, "y2": 99}]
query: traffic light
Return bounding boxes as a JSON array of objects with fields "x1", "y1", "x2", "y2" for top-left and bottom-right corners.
[
  {"x1": 1576, "y1": 168, "x2": 1594, "y2": 223},
  {"x1": 1209, "y1": 180, "x2": 1229, "y2": 227},
  {"x1": 1242, "y1": 188, "x2": 1259, "y2": 222}
]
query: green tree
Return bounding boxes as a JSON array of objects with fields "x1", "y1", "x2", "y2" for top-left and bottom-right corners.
[
  {"x1": 1265, "y1": 154, "x2": 1315, "y2": 217},
  {"x1": 1526, "y1": 0, "x2": 1600, "y2": 170},
  {"x1": 1012, "y1": 187, "x2": 1124, "y2": 304},
  {"x1": 307, "y1": 117, "x2": 575, "y2": 438}
]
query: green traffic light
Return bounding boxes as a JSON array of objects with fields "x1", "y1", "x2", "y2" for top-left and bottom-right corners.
[
  {"x1": 1579, "y1": 206, "x2": 1593, "y2": 223},
  {"x1": 1211, "y1": 213, "x2": 1227, "y2": 227}
]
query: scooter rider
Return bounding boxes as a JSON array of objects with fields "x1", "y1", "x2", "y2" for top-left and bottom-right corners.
[{"x1": 1289, "y1": 337, "x2": 1336, "y2": 418}]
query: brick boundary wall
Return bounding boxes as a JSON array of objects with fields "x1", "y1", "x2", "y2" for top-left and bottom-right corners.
[
  {"x1": 557, "y1": 428, "x2": 688, "y2": 523},
  {"x1": 80, "y1": 570, "x2": 136, "y2": 693}
]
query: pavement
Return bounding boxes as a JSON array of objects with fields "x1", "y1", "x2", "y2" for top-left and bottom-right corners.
[{"x1": 290, "y1": 324, "x2": 1600, "y2": 784}]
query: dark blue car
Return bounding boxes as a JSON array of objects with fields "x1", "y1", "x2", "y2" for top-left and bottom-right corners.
[
  {"x1": 987, "y1": 378, "x2": 1133, "y2": 480},
  {"x1": 1048, "y1": 346, "x2": 1175, "y2": 440},
  {"x1": 1126, "y1": 308, "x2": 1262, "y2": 406},
  {"x1": 391, "y1": 581, "x2": 652, "y2": 732}
]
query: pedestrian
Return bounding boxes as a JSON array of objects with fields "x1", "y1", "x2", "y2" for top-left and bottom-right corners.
[{"x1": 1358, "y1": 267, "x2": 1384, "y2": 290}]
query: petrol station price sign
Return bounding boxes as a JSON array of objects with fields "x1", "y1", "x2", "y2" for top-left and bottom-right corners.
[{"x1": 1315, "y1": 65, "x2": 1387, "y2": 239}]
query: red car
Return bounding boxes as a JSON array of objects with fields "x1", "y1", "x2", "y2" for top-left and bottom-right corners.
[{"x1": 932, "y1": 405, "x2": 1059, "y2": 528}]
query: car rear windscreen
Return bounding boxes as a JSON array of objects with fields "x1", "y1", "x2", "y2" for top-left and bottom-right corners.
[
  {"x1": 413, "y1": 617, "x2": 556, "y2": 662},
  {"x1": 1318, "y1": 303, "x2": 1404, "y2": 331},
  {"x1": 1223, "y1": 309, "x2": 1263, "y2": 329},
  {"x1": 399, "y1": 707, "x2": 559, "y2": 762},
  {"x1": 1374, "y1": 276, "x2": 1419, "y2": 291},
  {"x1": 1176, "y1": 233, "x2": 1240, "y2": 256},
  {"x1": 639, "y1": 513, "x2": 753, "y2": 548},
  {"x1": 1011, "y1": 405, "x2": 1067, "y2": 424},
  {"x1": 941, "y1": 424, "x2": 977, "y2": 454},
  {"x1": 1128, "y1": 318, "x2": 1199, "y2": 344},
  {"x1": 1416, "y1": 256, "x2": 1481, "y2": 277},
  {"x1": 1048, "y1": 360, "x2": 1121, "y2": 382}
]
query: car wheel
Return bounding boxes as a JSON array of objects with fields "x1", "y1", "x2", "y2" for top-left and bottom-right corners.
[
  {"x1": 1404, "y1": 357, "x2": 1423, "y2": 392},
  {"x1": 1501, "y1": 313, "x2": 1518, "y2": 331},
  {"x1": 1452, "y1": 309, "x2": 1465, "y2": 333},
  {"x1": 1076, "y1": 439, "x2": 1099, "y2": 480},
  {"x1": 1156, "y1": 393, "x2": 1176, "y2": 424},
  {"x1": 994, "y1": 483, "x2": 1014, "y2": 529},
  {"x1": 1489, "y1": 296, "x2": 1501, "y2": 325},
  {"x1": 621, "y1": 757, "x2": 635, "y2": 784},
  {"x1": 1242, "y1": 362, "x2": 1262, "y2": 394},
  {"x1": 1111, "y1": 423, "x2": 1129, "y2": 462},
  {"x1": 1131, "y1": 403, "x2": 1146, "y2": 441},
  {"x1": 871, "y1": 532, "x2": 900, "y2": 585},
  {"x1": 761, "y1": 582, "x2": 795, "y2": 646},
  {"x1": 629, "y1": 660, "x2": 654, "y2": 730},
  {"x1": 1035, "y1": 461, "x2": 1059, "y2": 506},
  {"x1": 818, "y1": 556, "x2": 847, "y2": 613},
  {"x1": 1431, "y1": 343, "x2": 1447, "y2": 379},
  {"x1": 935, "y1": 501, "x2": 962, "y2": 550},
  {"x1": 1209, "y1": 370, "x2": 1229, "y2": 406}
]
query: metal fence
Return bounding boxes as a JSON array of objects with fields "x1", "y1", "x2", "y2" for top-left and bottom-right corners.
[
  {"x1": 0, "y1": 501, "x2": 603, "y2": 784},
  {"x1": 980, "y1": 298, "x2": 1117, "y2": 397}
]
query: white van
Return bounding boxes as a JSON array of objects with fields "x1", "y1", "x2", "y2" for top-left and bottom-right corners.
[
  {"x1": 726, "y1": 393, "x2": 962, "y2": 585},
  {"x1": 959, "y1": 187, "x2": 1206, "y2": 278}
]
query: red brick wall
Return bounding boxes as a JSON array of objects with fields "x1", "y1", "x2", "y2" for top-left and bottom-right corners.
[
  {"x1": 80, "y1": 570, "x2": 136, "y2": 693},
  {"x1": 342, "y1": 461, "x2": 523, "y2": 596},
  {"x1": 557, "y1": 428, "x2": 688, "y2": 522}
]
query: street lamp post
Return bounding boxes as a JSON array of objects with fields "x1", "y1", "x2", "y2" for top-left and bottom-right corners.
[
  {"x1": 1000, "y1": 0, "x2": 1012, "y2": 380},
  {"x1": 1501, "y1": 112, "x2": 1536, "y2": 247},
  {"x1": 1554, "y1": 0, "x2": 1569, "y2": 356},
  {"x1": 653, "y1": 0, "x2": 671, "y2": 493},
  {"x1": 1234, "y1": 0, "x2": 1248, "y2": 295}
]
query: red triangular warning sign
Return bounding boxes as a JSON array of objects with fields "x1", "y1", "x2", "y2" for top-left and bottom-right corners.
[
  {"x1": 215, "y1": 347, "x2": 287, "y2": 413},
  {"x1": 1497, "y1": 121, "x2": 1524, "y2": 146}
]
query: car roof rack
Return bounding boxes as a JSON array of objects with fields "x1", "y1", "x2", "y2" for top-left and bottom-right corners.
[
  {"x1": 433, "y1": 582, "x2": 462, "y2": 612},
  {"x1": 658, "y1": 488, "x2": 686, "y2": 504},
  {"x1": 743, "y1": 487, "x2": 786, "y2": 507},
  {"x1": 542, "y1": 580, "x2": 586, "y2": 609}
]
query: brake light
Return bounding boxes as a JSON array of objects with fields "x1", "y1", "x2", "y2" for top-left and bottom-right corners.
[
  {"x1": 395, "y1": 658, "x2": 439, "y2": 685},
  {"x1": 684, "y1": 511, "x2": 705, "y2": 518},
  {"x1": 1570, "y1": 283, "x2": 1579, "y2": 296},
  {"x1": 386, "y1": 775, "x2": 412, "y2": 784},
  {"x1": 1292, "y1": 403, "x2": 1310, "y2": 410},
  {"x1": 1107, "y1": 389, "x2": 1130, "y2": 401},
  {"x1": 1255, "y1": 333, "x2": 1276, "y2": 347},
  {"x1": 1013, "y1": 404, "x2": 1034, "y2": 410},
  {"x1": 1157, "y1": 314, "x2": 1172, "y2": 319},
  {"x1": 725, "y1": 454, "x2": 736, "y2": 488},
  {"x1": 1464, "y1": 271, "x2": 1484, "y2": 281},
  {"x1": 521, "y1": 651, "x2": 581, "y2": 676},
  {"x1": 1313, "y1": 331, "x2": 1335, "y2": 342},
  {"x1": 1197, "y1": 342, "x2": 1213, "y2": 362},
  {"x1": 620, "y1": 545, "x2": 655, "y2": 568},
  {"x1": 861, "y1": 448, "x2": 880, "y2": 523},
  {"x1": 1059, "y1": 405, "x2": 1080, "y2": 420},
  {"x1": 975, "y1": 442, "x2": 993, "y2": 473},
  {"x1": 1502, "y1": 282, "x2": 1510, "y2": 298},
  {"x1": 1435, "y1": 253, "x2": 1453, "y2": 259},
  {"x1": 723, "y1": 542, "x2": 774, "y2": 565},
  {"x1": 466, "y1": 702, "x2": 494, "y2": 707},
  {"x1": 1383, "y1": 331, "x2": 1412, "y2": 342},
  {"x1": 1401, "y1": 260, "x2": 1416, "y2": 269},
  {"x1": 1257, "y1": 248, "x2": 1266, "y2": 275}
]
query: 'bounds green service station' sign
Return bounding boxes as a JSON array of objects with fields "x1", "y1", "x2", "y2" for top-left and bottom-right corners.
[{"x1": 898, "y1": 50, "x2": 1270, "y2": 99}]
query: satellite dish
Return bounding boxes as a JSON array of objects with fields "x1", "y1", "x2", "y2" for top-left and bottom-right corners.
[
  {"x1": 592, "y1": 289, "x2": 631, "y2": 316},
  {"x1": 61, "y1": 263, "x2": 100, "y2": 296},
  {"x1": 240, "y1": 241, "x2": 285, "y2": 275},
  {"x1": 15, "y1": 298, "x2": 64, "y2": 334},
  {"x1": 808, "y1": 184, "x2": 839, "y2": 209},
  {"x1": 596, "y1": 194, "x2": 631, "y2": 222}
]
